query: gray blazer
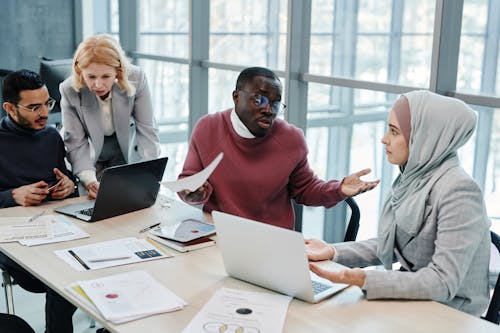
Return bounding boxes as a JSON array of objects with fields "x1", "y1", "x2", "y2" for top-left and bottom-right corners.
[
  {"x1": 60, "y1": 65, "x2": 160, "y2": 175},
  {"x1": 334, "y1": 166, "x2": 491, "y2": 316}
]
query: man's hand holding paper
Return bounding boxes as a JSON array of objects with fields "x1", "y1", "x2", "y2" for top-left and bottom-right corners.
[{"x1": 181, "y1": 181, "x2": 209, "y2": 203}]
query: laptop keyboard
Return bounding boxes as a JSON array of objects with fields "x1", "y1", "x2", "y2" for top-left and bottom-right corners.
[
  {"x1": 77, "y1": 207, "x2": 94, "y2": 217},
  {"x1": 312, "y1": 280, "x2": 331, "y2": 295}
]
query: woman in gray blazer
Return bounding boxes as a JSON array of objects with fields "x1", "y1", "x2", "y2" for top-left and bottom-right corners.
[
  {"x1": 306, "y1": 90, "x2": 491, "y2": 316},
  {"x1": 60, "y1": 34, "x2": 160, "y2": 198}
]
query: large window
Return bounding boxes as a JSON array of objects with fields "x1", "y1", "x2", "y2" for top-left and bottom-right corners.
[
  {"x1": 136, "y1": 1, "x2": 190, "y2": 181},
  {"x1": 306, "y1": 0, "x2": 435, "y2": 240},
  {"x1": 100, "y1": 0, "x2": 500, "y2": 240},
  {"x1": 139, "y1": 59, "x2": 190, "y2": 180},
  {"x1": 209, "y1": 0, "x2": 288, "y2": 69},
  {"x1": 309, "y1": 0, "x2": 435, "y2": 87},
  {"x1": 208, "y1": 69, "x2": 239, "y2": 114},
  {"x1": 139, "y1": 0, "x2": 189, "y2": 58},
  {"x1": 457, "y1": 0, "x2": 500, "y2": 228}
]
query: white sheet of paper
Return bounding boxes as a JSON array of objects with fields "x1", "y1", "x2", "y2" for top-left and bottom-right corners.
[
  {"x1": 160, "y1": 152, "x2": 223, "y2": 192},
  {"x1": 76, "y1": 270, "x2": 186, "y2": 323},
  {"x1": 19, "y1": 215, "x2": 89, "y2": 246},
  {"x1": 73, "y1": 243, "x2": 132, "y2": 262},
  {"x1": 0, "y1": 216, "x2": 52, "y2": 242},
  {"x1": 66, "y1": 283, "x2": 147, "y2": 324},
  {"x1": 54, "y1": 237, "x2": 172, "y2": 271},
  {"x1": 182, "y1": 287, "x2": 292, "y2": 333}
]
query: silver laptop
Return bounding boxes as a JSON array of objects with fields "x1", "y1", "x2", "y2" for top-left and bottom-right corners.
[
  {"x1": 54, "y1": 157, "x2": 168, "y2": 222},
  {"x1": 212, "y1": 210, "x2": 348, "y2": 303}
]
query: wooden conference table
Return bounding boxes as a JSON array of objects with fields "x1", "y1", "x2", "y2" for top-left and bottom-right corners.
[{"x1": 0, "y1": 197, "x2": 498, "y2": 333}]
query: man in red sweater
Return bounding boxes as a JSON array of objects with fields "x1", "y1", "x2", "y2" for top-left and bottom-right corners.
[{"x1": 178, "y1": 67, "x2": 379, "y2": 230}]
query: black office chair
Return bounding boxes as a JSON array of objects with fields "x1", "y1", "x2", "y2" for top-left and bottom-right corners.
[
  {"x1": 293, "y1": 197, "x2": 360, "y2": 242},
  {"x1": 483, "y1": 231, "x2": 500, "y2": 324},
  {"x1": 0, "y1": 314, "x2": 35, "y2": 333},
  {"x1": 39, "y1": 57, "x2": 73, "y2": 129},
  {"x1": 0, "y1": 262, "x2": 51, "y2": 315},
  {"x1": 0, "y1": 264, "x2": 15, "y2": 314},
  {"x1": 343, "y1": 197, "x2": 360, "y2": 242},
  {"x1": 1, "y1": 263, "x2": 96, "y2": 329}
]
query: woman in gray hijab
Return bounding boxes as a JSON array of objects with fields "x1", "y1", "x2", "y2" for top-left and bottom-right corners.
[{"x1": 306, "y1": 90, "x2": 491, "y2": 315}]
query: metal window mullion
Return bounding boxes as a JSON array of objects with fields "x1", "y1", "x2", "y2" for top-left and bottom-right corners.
[
  {"x1": 118, "y1": 0, "x2": 139, "y2": 63},
  {"x1": 473, "y1": 0, "x2": 500, "y2": 190},
  {"x1": 188, "y1": 0, "x2": 209, "y2": 137},
  {"x1": 480, "y1": 0, "x2": 500, "y2": 94},
  {"x1": 323, "y1": 0, "x2": 359, "y2": 243},
  {"x1": 387, "y1": 0, "x2": 403, "y2": 83},
  {"x1": 266, "y1": 0, "x2": 280, "y2": 70},
  {"x1": 74, "y1": 0, "x2": 97, "y2": 44},
  {"x1": 429, "y1": 0, "x2": 464, "y2": 93},
  {"x1": 284, "y1": 0, "x2": 311, "y2": 130},
  {"x1": 92, "y1": 0, "x2": 110, "y2": 34},
  {"x1": 378, "y1": 0, "x2": 404, "y2": 212},
  {"x1": 284, "y1": 0, "x2": 311, "y2": 231}
]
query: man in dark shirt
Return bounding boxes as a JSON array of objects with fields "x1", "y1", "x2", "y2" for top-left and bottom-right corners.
[
  {"x1": 0, "y1": 69, "x2": 77, "y2": 332},
  {"x1": 0, "y1": 70, "x2": 77, "y2": 207}
]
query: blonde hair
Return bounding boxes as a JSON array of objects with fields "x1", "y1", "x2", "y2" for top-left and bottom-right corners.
[{"x1": 71, "y1": 34, "x2": 135, "y2": 96}]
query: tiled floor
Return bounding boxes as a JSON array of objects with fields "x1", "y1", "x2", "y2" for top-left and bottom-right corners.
[{"x1": 0, "y1": 283, "x2": 102, "y2": 333}]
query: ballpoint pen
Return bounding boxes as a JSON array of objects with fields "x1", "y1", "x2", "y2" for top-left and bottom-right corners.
[
  {"x1": 139, "y1": 222, "x2": 161, "y2": 233},
  {"x1": 29, "y1": 210, "x2": 45, "y2": 222}
]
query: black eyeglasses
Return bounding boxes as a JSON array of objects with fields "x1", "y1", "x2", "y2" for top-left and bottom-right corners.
[
  {"x1": 238, "y1": 89, "x2": 286, "y2": 114},
  {"x1": 16, "y1": 98, "x2": 56, "y2": 114}
]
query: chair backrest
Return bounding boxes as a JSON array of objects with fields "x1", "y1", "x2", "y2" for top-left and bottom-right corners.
[
  {"x1": 343, "y1": 197, "x2": 360, "y2": 242},
  {"x1": 39, "y1": 57, "x2": 72, "y2": 111},
  {"x1": 484, "y1": 230, "x2": 500, "y2": 324},
  {"x1": 0, "y1": 314, "x2": 35, "y2": 333},
  {"x1": 293, "y1": 197, "x2": 360, "y2": 242},
  {"x1": 39, "y1": 57, "x2": 72, "y2": 128}
]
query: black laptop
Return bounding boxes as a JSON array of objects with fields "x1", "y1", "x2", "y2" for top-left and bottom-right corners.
[{"x1": 54, "y1": 157, "x2": 168, "y2": 222}]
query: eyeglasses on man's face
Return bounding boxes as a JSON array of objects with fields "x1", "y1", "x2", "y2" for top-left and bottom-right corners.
[
  {"x1": 16, "y1": 98, "x2": 56, "y2": 114},
  {"x1": 238, "y1": 89, "x2": 286, "y2": 114}
]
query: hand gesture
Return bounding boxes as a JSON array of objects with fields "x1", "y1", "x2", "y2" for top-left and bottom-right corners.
[
  {"x1": 86, "y1": 181, "x2": 100, "y2": 199},
  {"x1": 309, "y1": 264, "x2": 366, "y2": 288},
  {"x1": 49, "y1": 168, "x2": 76, "y2": 200},
  {"x1": 11, "y1": 181, "x2": 49, "y2": 206},
  {"x1": 340, "y1": 169, "x2": 380, "y2": 197},
  {"x1": 180, "y1": 181, "x2": 209, "y2": 204},
  {"x1": 305, "y1": 239, "x2": 335, "y2": 261}
]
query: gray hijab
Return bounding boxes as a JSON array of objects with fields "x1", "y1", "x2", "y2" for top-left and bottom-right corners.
[{"x1": 377, "y1": 90, "x2": 477, "y2": 269}]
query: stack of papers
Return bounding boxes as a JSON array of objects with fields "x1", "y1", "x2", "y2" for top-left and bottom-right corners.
[
  {"x1": 148, "y1": 234, "x2": 215, "y2": 253},
  {"x1": 67, "y1": 270, "x2": 186, "y2": 324},
  {"x1": 20, "y1": 215, "x2": 89, "y2": 246},
  {"x1": 0, "y1": 215, "x2": 88, "y2": 245},
  {"x1": 149, "y1": 218, "x2": 215, "y2": 243},
  {"x1": 146, "y1": 217, "x2": 217, "y2": 252},
  {"x1": 55, "y1": 237, "x2": 173, "y2": 271},
  {"x1": 0, "y1": 216, "x2": 52, "y2": 242}
]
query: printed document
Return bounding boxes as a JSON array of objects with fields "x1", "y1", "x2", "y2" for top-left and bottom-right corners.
[
  {"x1": 161, "y1": 152, "x2": 223, "y2": 192},
  {"x1": 54, "y1": 237, "x2": 172, "y2": 271},
  {"x1": 66, "y1": 283, "x2": 146, "y2": 323},
  {"x1": 20, "y1": 215, "x2": 89, "y2": 246},
  {"x1": 72, "y1": 270, "x2": 186, "y2": 323},
  {"x1": 182, "y1": 287, "x2": 292, "y2": 333},
  {"x1": 0, "y1": 216, "x2": 52, "y2": 242}
]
